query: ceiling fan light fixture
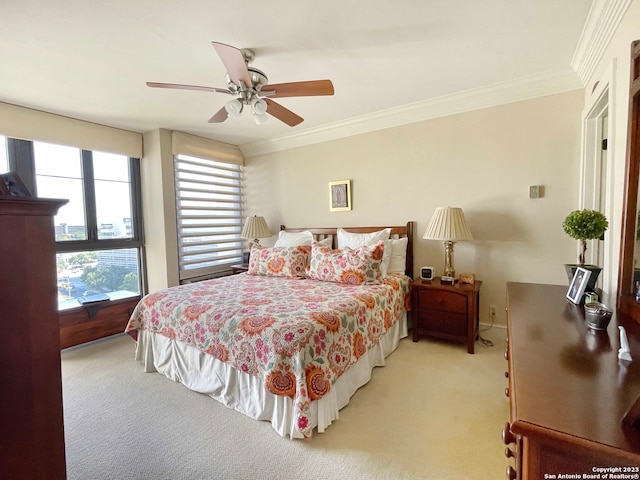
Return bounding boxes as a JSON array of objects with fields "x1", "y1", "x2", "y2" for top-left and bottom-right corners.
[
  {"x1": 253, "y1": 112, "x2": 268, "y2": 125},
  {"x1": 225, "y1": 99, "x2": 243, "y2": 120},
  {"x1": 251, "y1": 98, "x2": 268, "y2": 115}
]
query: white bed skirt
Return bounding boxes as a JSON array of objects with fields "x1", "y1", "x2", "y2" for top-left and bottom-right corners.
[{"x1": 134, "y1": 313, "x2": 408, "y2": 439}]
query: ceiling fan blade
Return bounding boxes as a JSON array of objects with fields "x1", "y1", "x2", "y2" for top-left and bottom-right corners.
[
  {"x1": 146, "y1": 82, "x2": 232, "y2": 95},
  {"x1": 211, "y1": 41, "x2": 252, "y2": 88},
  {"x1": 208, "y1": 107, "x2": 228, "y2": 123},
  {"x1": 264, "y1": 98, "x2": 303, "y2": 127},
  {"x1": 260, "y1": 80, "x2": 334, "y2": 98}
]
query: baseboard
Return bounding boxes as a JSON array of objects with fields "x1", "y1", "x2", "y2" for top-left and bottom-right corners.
[
  {"x1": 480, "y1": 322, "x2": 506, "y2": 330},
  {"x1": 61, "y1": 332, "x2": 128, "y2": 351}
]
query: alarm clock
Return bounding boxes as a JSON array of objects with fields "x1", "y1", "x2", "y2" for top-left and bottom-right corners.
[{"x1": 420, "y1": 266, "x2": 435, "y2": 280}]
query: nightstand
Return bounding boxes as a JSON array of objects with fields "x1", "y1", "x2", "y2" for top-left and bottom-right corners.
[
  {"x1": 230, "y1": 263, "x2": 249, "y2": 274},
  {"x1": 411, "y1": 277, "x2": 482, "y2": 354}
]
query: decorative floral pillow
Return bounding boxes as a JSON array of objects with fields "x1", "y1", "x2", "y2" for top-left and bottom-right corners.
[
  {"x1": 337, "y1": 227, "x2": 392, "y2": 276},
  {"x1": 248, "y1": 245, "x2": 311, "y2": 278},
  {"x1": 307, "y1": 241, "x2": 385, "y2": 285}
]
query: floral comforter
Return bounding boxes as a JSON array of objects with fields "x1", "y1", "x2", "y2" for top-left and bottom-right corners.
[{"x1": 125, "y1": 272, "x2": 411, "y2": 437}]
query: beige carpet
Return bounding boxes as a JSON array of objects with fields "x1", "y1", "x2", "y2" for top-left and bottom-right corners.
[{"x1": 61, "y1": 327, "x2": 509, "y2": 480}]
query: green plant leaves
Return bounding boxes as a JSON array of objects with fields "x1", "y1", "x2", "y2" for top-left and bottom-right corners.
[{"x1": 562, "y1": 209, "x2": 608, "y2": 240}]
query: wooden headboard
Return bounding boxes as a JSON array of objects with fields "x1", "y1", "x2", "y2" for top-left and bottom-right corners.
[{"x1": 281, "y1": 221, "x2": 414, "y2": 278}]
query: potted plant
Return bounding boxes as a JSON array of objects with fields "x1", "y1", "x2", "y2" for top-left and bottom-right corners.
[{"x1": 562, "y1": 209, "x2": 608, "y2": 289}]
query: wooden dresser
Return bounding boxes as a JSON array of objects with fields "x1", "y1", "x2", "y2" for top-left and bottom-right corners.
[
  {"x1": 504, "y1": 282, "x2": 640, "y2": 478},
  {"x1": 0, "y1": 197, "x2": 67, "y2": 479}
]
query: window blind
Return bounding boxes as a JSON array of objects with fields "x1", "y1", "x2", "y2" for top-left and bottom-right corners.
[
  {"x1": 174, "y1": 153, "x2": 244, "y2": 280},
  {"x1": 0, "y1": 102, "x2": 142, "y2": 158},
  {"x1": 171, "y1": 131, "x2": 243, "y2": 166}
]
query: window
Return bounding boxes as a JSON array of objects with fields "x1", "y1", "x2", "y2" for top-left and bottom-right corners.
[
  {"x1": 174, "y1": 154, "x2": 244, "y2": 281},
  {"x1": 34, "y1": 142, "x2": 88, "y2": 240},
  {"x1": 6, "y1": 138, "x2": 145, "y2": 310}
]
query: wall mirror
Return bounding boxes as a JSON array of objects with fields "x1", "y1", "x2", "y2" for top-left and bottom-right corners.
[{"x1": 617, "y1": 39, "x2": 640, "y2": 322}]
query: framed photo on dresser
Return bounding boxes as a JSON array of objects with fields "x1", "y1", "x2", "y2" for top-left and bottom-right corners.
[{"x1": 566, "y1": 267, "x2": 591, "y2": 304}]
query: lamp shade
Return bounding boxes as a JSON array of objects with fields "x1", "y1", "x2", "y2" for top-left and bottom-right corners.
[
  {"x1": 423, "y1": 207, "x2": 473, "y2": 241},
  {"x1": 241, "y1": 215, "x2": 272, "y2": 241}
]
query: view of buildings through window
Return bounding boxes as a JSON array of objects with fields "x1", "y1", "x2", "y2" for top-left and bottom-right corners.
[
  {"x1": 55, "y1": 248, "x2": 139, "y2": 309},
  {"x1": 3, "y1": 139, "x2": 143, "y2": 309}
]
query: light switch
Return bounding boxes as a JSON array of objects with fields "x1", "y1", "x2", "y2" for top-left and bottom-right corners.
[{"x1": 529, "y1": 185, "x2": 544, "y2": 199}]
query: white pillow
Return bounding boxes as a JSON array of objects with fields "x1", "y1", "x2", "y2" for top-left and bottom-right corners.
[
  {"x1": 337, "y1": 228, "x2": 392, "y2": 275},
  {"x1": 337, "y1": 227, "x2": 391, "y2": 249},
  {"x1": 274, "y1": 230, "x2": 313, "y2": 247},
  {"x1": 387, "y1": 237, "x2": 409, "y2": 274},
  {"x1": 318, "y1": 237, "x2": 333, "y2": 248},
  {"x1": 275, "y1": 230, "x2": 333, "y2": 248}
]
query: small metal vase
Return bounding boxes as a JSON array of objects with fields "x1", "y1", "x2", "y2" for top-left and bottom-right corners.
[{"x1": 584, "y1": 302, "x2": 613, "y2": 331}]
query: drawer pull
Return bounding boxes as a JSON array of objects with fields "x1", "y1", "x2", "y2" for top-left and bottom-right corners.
[
  {"x1": 504, "y1": 371, "x2": 509, "y2": 378},
  {"x1": 505, "y1": 387, "x2": 510, "y2": 398},
  {"x1": 504, "y1": 349, "x2": 509, "y2": 361},
  {"x1": 504, "y1": 447, "x2": 515, "y2": 459},
  {"x1": 501, "y1": 422, "x2": 516, "y2": 445},
  {"x1": 506, "y1": 466, "x2": 517, "y2": 479}
]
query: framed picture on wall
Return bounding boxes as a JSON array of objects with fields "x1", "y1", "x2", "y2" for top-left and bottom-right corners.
[
  {"x1": 329, "y1": 180, "x2": 351, "y2": 212},
  {"x1": 566, "y1": 267, "x2": 591, "y2": 304}
]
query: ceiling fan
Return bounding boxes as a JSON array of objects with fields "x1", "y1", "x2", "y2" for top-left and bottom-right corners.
[{"x1": 147, "y1": 41, "x2": 335, "y2": 127}]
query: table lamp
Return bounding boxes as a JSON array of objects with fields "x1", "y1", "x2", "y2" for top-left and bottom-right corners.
[
  {"x1": 423, "y1": 207, "x2": 473, "y2": 282},
  {"x1": 241, "y1": 215, "x2": 272, "y2": 249}
]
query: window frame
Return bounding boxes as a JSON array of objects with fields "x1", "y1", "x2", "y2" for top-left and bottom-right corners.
[{"x1": 5, "y1": 137, "x2": 147, "y2": 304}]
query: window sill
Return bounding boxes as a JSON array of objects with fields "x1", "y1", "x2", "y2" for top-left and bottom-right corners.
[{"x1": 58, "y1": 290, "x2": 139, "y2": 311}]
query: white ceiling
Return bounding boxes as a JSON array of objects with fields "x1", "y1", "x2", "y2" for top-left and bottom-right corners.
[{"x1": 1, "y1": 1, "x2": 596, "y2": 155}]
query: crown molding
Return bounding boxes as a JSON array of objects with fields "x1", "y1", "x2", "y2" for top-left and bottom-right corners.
[
  {"x1": 240, "y1": 69, "x2": 582, "y2": 158},
  {"x1": 571, "y1": 0, "x2": 633, "y2": 85}
]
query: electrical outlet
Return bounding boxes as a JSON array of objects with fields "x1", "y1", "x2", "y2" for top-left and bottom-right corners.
[{"x1": 489, "y1": 305, "x2": 496, "y2": 317}]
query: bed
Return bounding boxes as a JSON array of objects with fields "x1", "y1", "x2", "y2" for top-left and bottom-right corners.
[{"x1": 125, "y1": 222, "x2": 414, "y2": 438}]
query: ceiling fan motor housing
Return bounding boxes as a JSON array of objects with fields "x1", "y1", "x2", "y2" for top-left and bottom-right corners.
[{"x1": 225, "y1": 67, "x2": 268, "y2": 104}]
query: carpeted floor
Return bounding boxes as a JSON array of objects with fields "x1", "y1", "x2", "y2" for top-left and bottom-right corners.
[{"x1": 61, "y1": 326, "x2": 509, "y2": 480}]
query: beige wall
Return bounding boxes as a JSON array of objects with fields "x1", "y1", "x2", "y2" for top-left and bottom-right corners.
[
  {"x1": 245, "y1": 90, "x2": 584, "y2": 326},
  {"x1": 141, "y1": 128, "x2": 179, "y2": 291}
]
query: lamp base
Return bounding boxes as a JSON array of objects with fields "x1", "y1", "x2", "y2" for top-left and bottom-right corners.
[
  {"x1": 440, "y1": 275, "x2": 456, "y2": 284},
  {"x1": 443, "y1": 240, "x2": 456, "y2": 279}
]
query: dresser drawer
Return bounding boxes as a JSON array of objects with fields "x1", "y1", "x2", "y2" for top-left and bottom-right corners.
[
  {"x1": 411, "y1": 277, "x2": 481, "y2": 354},
  {"x1": 415, "y1": 289, "x2": 467, "y2": 314},
  {"x1": 417, "y1": 309, "x2": 467, "y2": 336}
]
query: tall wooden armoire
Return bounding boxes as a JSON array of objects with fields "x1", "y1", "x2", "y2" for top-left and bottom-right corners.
[{"x1": 0, "y1": 196, "x2": 67, "y2": 479}]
